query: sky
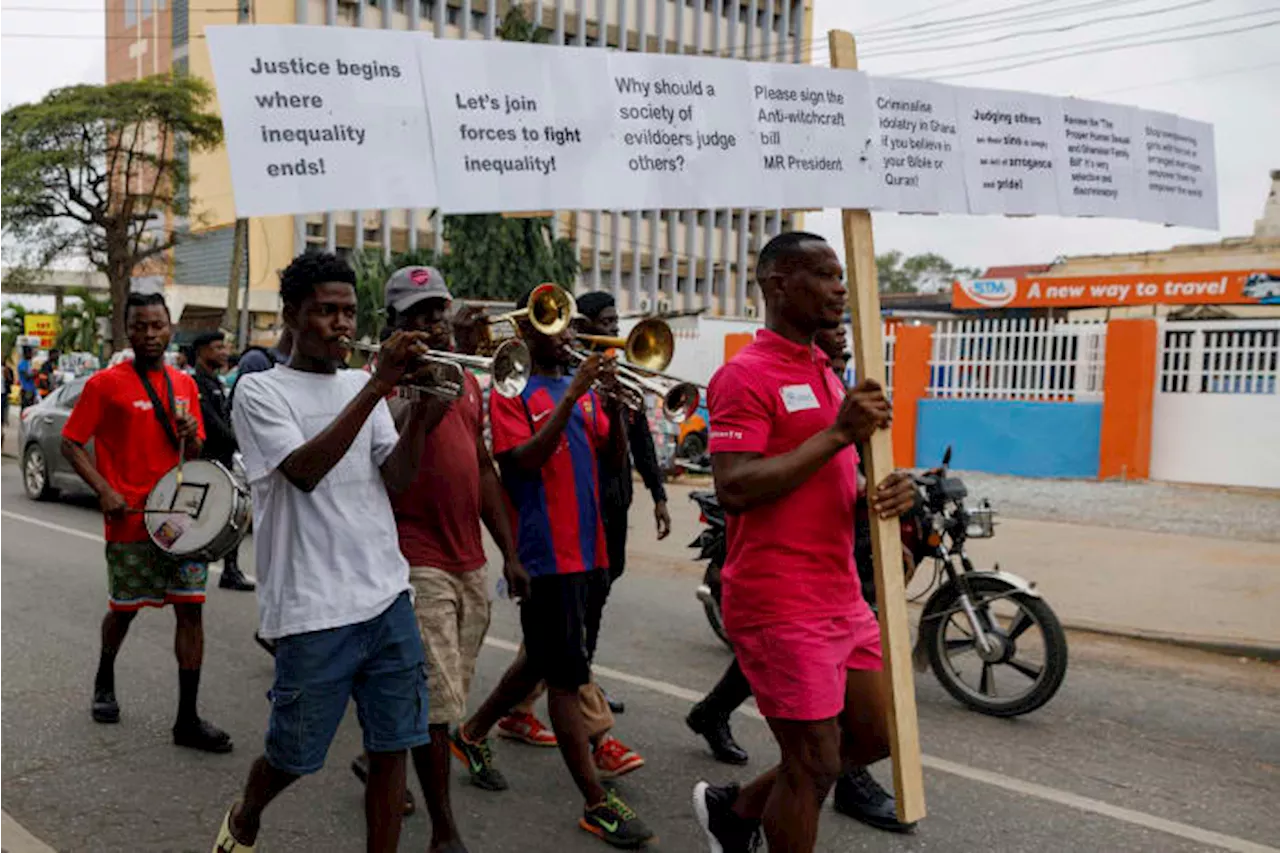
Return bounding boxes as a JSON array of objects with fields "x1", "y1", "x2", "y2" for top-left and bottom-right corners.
[{"x1": 1, "y1": 0, "x2": 1277, "y2": 277}]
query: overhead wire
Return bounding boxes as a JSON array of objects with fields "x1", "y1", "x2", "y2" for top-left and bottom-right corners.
[
  {"x1": 861, "y1": 0, "x2": 1215, "y2": 59},
  {"x1": 859, "y1": 0, "x2": 1119, "y2": 40},
  {"x1": 892, "y1": 7, "x2": 1280, "y2": 76},
  {"x1": 1083, "y1": 59, "x2": 1280, "y2": 97}
]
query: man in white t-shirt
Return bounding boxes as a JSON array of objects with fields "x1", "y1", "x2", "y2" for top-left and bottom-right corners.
[{"x1": 214, "y1": 251, "x2": 442, "y2": 853}]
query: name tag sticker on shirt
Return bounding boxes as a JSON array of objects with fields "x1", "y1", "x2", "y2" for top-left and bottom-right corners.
[{"x1": 780, "y1": 383, "x2": 820, "y2": 413}]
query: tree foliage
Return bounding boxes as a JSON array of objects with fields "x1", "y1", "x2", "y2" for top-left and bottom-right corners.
[
  {"x1": 1, "y1": 75, "x2": 223, "y2": 350},
  {"x1": 876, "y1": 251, "x2": 979, "y2": 294},
  {"x1": 350, "y1": 248, "x2": 442, "y2": 343},
  {"x1": 58, "y1": 288, "x2": 113, "y2": 353},
  {"x1": 429, "y1": 3, "x2": 579, "y2": 301}
]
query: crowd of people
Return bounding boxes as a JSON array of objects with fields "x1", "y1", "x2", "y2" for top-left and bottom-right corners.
[{"x1": 58, "y1": 230, "x2": 922, "y2": 853}]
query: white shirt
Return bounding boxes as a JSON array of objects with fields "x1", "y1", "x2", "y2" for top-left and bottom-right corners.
[{"x1": 232, "y1": 365, "x2": 409, "y2": 640}]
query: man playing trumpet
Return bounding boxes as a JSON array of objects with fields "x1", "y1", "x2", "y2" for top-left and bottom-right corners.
[
  {"x1": 452, "y1": 286, "x2": 656, "y2": 848},
  {"x1": 347, "y1": 266, "x2": 527, "y2": 853}
]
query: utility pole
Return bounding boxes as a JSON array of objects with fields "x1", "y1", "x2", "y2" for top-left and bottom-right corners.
[{"x1": 224, "y1": 0, "x2": 252, "y2": 349}]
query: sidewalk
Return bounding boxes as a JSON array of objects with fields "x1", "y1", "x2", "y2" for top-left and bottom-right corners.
[{"x1": 641, "y1": 481, "x2": 1280, "y2": 659}]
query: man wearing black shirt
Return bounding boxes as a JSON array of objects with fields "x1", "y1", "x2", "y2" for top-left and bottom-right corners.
[
  {"x1": 575, "y1": 292, "x2": 671, "y2": 711},
  {"x1": 191, "y1": 332, "x2": 255, "y2": 592}
]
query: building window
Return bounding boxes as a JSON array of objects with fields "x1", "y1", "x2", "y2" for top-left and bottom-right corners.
[
  {"x1": 420, "y1": 0, "x2": 435, "y2": 17},
  {"x1": 125, "y1": 1, "x2": 137, "y2": 27},
  {"x1": 447, "y1": 6, "x2": 459, "y2": 25}
]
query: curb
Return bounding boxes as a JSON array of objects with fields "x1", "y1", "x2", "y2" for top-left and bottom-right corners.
[{"x1": 1058, "y1": 620, "x2": 1280, "y2": 663}]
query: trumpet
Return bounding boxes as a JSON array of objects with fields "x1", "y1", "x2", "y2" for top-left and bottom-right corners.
[
  {"x1": 344, "y1": 337, "x2": 531, "y2": 400},
  {"x1": 567, "y1": 350, "x2": 701, "y2": 423}
]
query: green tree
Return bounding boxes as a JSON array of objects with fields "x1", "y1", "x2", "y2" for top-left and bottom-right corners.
[
  {"x1": 876, "y1": 250, "x2": 979, "y2": 294},
  {"x1": 2, "y1": 302, "x2": 29, "y2": 362},
  {"x1": 1, "y1": 75, "x2": 223, "y2": 350},
  {"x1": 432, "y1": 4, "x2": 579, "y2": 300},
  {"x1": 57, "y1": 288, "x2": 113, "y2": 353}
]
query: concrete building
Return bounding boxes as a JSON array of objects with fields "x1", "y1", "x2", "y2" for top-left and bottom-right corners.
[{"x1": 105, "y1": 0, "x2": 815, "y2": 340}]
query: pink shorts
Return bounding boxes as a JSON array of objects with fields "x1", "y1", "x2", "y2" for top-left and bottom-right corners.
[{"x1": 730, "y1": 602, "x2": 882, "y2": 721}]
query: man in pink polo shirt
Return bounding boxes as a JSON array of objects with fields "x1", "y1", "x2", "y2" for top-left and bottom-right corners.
[{"x1": 691, "y1": 232, "x2": 919, "y2": 853}]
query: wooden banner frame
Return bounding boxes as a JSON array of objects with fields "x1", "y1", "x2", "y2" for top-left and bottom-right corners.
[{"x1": 829, "y1": 28, "x2": 928, "y2": 823}]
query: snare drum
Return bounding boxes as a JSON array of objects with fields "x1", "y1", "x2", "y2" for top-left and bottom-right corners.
[{"x1": 144, "y1": 460, "x2": 251, "y2": 563}]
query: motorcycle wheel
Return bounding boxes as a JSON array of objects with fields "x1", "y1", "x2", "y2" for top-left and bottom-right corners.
[
  {"x1": 920, "y1": 575, "x2": 1068, "y2": 717},
  {"x1": 697, "y1": 586, "x2": 733, "y2": 649}
]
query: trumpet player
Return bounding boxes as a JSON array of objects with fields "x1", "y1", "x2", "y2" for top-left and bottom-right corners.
[
  {"x1": 453, "y1": 287, "x2": 656, "y2": 849},
  {"x1": 217, "y1": 252, "x2": 439, "y2": 853},
  {"x1": 345, "y1": 266, "x2": 526, "y2": 853}
]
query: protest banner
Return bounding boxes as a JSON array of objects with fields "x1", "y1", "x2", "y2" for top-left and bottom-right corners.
[{"x1": 204, "y1": 24, "x2": 1221, "y2": 232}]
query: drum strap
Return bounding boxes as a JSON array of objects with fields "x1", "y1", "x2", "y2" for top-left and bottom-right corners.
[{"x1": 133, "y1": 362, "x2": 181, "y2": 452}]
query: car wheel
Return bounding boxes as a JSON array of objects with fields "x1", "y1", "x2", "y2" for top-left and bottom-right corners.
[
  {"x1": 23, "y1": 444, "x2": 58, "y2": 501},
  {"x1": 679, "y1": 430, "x2": 708, "y2": 460}
]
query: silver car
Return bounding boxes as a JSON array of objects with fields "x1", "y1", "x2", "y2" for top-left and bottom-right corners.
[{"x1": 17, "y1": 377, "x2": 93, "y2": 501}]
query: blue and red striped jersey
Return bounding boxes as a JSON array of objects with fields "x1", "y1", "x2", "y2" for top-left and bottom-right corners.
[{"x1": 489, "y1": 375, "x2": 611, "y2": 577}]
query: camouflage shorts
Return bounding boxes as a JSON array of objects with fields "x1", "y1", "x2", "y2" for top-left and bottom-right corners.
[{"x1": 105, "y1": 542, "x2": 207, "y2": 612}]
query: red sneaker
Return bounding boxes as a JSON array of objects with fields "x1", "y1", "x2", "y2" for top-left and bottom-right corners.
[
  {"x1": 497, "y1": 712, "x2": 558, "y2": 747},
  {"x1": 593, "y1": 734, "x2": 645, "y2": 779}
]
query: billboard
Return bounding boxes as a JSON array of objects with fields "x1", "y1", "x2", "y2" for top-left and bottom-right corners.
[
  {"x1": 953, "y1": 270, "x2": 1280, "y2": 310},
  {"x1": 23, "y1": 314, "x2": 60, "y2": 349}
]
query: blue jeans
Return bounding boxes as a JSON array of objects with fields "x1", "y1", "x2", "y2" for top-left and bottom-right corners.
[{"x1": 265, "y1": 592, "x2": 429, "y2": 775}]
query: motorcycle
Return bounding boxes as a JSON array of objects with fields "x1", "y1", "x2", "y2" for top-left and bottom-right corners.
[{"x1": 690, "y1": 448, "x2": 1069, "y2": 717}]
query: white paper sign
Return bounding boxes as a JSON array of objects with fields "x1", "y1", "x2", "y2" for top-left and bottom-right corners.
[
  {"x1": 748, "y1": 63, "x2": 881, "y2": 209},
  {"x1": 601, "y1": 53, "x2": 759, "y2": 209},
  {"x1": 204, "y1": 25, "x2": 437, "y2": 217},
  {"x1": 869, "y1": 77, "x2": 967, "y2": 214},
  {"x1": 419, "y1": 39, "x2": 613, "y2": 214},
  {"x1": 1054, "y1": 98, "x2": 1140, "y2": 219},
  {"x1": 1135, "y1": 110, "x2": 1219, "y2": 230},
  {"x1": 955, "y1": 87, "x2": 1062, "y2": 216}
]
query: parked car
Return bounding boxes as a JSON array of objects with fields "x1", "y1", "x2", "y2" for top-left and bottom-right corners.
[{"x1": 18, "y1": 377, "x2": 92, "y2": 501}]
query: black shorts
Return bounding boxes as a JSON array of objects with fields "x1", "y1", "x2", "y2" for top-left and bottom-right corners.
[{"x1": 520, "y1": 569, "x2": 609, "y2": 690}]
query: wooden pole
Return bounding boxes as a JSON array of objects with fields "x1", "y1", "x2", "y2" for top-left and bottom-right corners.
[
  {"x1": 225, "y1": 217, "x2": 248, "y2": 348},
  {"x1": 829, "y1": 28, "x2": 927, "y2": 824}
]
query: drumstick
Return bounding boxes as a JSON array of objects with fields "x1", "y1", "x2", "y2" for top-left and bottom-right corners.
[{"x1": 175, "y1": 399, "x2": 188, "y2": 486}]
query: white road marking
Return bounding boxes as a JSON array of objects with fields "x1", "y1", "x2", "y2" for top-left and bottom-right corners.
[
  {"x1": 2, "y1": 810, "x2": 58, "y2": 853},
  {"x1": 2, "y1": 512, "x2": 1273, "y2": 853},
  {"x1": 483, "y1": 636, "x2": 1280, "y2": 853}
]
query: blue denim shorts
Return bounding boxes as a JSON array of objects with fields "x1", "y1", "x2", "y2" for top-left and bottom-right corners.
[{"x1": 265, "y1": 592, "x2": 430, "y2": 775}]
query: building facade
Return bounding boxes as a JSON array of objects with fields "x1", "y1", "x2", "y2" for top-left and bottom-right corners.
[{"x1": 106, "y1": 0, "x2": 816, "y2": 338}]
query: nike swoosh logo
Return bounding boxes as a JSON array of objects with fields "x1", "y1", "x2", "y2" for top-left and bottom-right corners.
[
  {"x1": 532, "y1": 409, "x2": 551, "y2": 422},
  {"x1": 597, "y1": 819, "x2": 619, "y2": 833}
]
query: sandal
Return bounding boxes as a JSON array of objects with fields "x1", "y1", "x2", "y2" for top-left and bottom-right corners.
[{"x1": 212, "y1": 806, "x2": 254, "y2": 853}]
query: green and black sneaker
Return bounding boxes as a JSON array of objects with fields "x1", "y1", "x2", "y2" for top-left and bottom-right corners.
[
  {"x1": 580, "y1": 790, "x2": 655, "y2": 849},
  {"x1": 449, "y1": 727, "x2": 509, "y2": 791}
]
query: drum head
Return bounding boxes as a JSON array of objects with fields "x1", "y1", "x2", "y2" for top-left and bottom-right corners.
[{"x1": 144, "y1": 460, "x2": 237, "y2": 555}]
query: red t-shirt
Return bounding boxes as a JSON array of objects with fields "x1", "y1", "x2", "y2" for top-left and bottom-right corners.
[
  {"x1": 390, "y1": 371, "x2": 487, "y2": 573},
  {"x1": 707, "y1": 329, "x2": 860, "y2": 631},
  {"x1": 62, "y1": 362, "x2": 205, "y2": 542},
  {"x1": 489, "y1": 375, "x2": 610, "y2": 577}
]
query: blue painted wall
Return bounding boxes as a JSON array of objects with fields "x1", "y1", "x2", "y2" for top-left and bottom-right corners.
[{"x1": 915, "y1": 399, "x2": 1102, "y2": 478}]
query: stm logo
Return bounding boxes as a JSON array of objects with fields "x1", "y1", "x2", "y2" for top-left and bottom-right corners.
[{"x1": 957, "y1": 278, "x2": 1017, "y2": 308}]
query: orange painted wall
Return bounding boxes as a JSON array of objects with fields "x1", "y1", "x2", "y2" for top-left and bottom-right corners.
[
  {"x1": 724, "y1": 333, "x2": 754, "y2": 364},
  {"x1": 1098, "y1": 319, "x2": 1158, "y2": 480},
  {"x1": 891, "y1": 325, "x2": 933, "y2": 468}
]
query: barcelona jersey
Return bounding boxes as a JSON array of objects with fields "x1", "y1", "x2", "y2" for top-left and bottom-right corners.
[{"x1": 489, "y1": 375, "x2": 611, "y2": 577}]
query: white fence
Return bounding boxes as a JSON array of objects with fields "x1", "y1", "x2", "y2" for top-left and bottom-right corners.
[
  {"x1": 1151, "y1": 319, "x2": 1280, "y2": 489},
  {"x1": 927, "y1": 318, "x2": 1108, "y2": 401}
]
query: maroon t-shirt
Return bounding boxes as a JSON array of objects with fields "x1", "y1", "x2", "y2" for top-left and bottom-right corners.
[{"x1": 391, "y1": 371, "x2": 486, "y2": 573}]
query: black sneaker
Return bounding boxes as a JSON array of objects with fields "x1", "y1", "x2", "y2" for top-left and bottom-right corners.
[
  {"x1": 449, "y1": 728, "x2": 509, "y2": 791},
  {"x1": 218, "y1": 565, "x2": 256, "y2": 592},
  {"x1": 686, "y1": 704, "x2": 749, "y2": 766},
  {"x1": 833, "y1": 767, "x2": 917, "y2": 834},
  {"x1": 580, "y1": 789, "x2": 655, "y2": 849},
  {"x1": 692, "y1": 782, "x2": 761, "y2": 853},
  {"x1": 173, "y1": 717, "x2": 234, "y2": 754},
  {"x1": 91, "y1": 686, "x2": 120, "y2": 724}
]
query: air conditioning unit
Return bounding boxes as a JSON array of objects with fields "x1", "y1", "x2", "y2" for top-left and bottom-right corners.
[
  {"x1": 744, "y1": 303, "x2": 759, "y2": 318},
  {"x1": 636, "y1": 296, "x2": 653, "y2": 313},
  {"x1": 657, "y1": 297, "x2": 672, "y2": 314}
]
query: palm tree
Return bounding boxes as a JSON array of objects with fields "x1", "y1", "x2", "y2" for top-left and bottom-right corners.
[{"x1": 57, "y1": 288, "x2": 112, "y2": 354}]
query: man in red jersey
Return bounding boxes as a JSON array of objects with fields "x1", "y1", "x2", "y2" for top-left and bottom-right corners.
[
  {"x1": 691, "y1": 232, "x2": 919, "y2": 853},
  {"x1": 451, "y1": 287, "x2": 655, "y2": 849},
  {"x1": 348, "y1": 266, "x2": 526, "y2": 853},
  {"x1": 61, "y1": 291, "x2": 231, "y2": 753}
]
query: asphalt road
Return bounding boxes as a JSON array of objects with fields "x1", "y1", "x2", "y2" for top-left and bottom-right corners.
[{"x1": 2, "y1": 460, "x2": 1278, "y2": 853}]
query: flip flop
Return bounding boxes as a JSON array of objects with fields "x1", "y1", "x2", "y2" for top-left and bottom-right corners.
[{"x1": 212, "y1": 807, "x2": 254, "y2": 853}]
